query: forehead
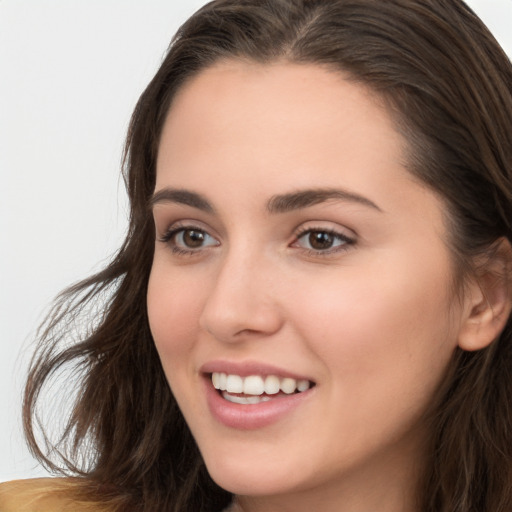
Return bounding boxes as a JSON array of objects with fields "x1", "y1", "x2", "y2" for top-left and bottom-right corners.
[
  {"x1": 157, "y1": 61, "x2": 405, "y2": 182},
  {"x1": 160, "y1": 60, "x2": 396, "y2": 144},
  {"x1": 155, "y1": 60, "x2": 444, "y2": 229}
]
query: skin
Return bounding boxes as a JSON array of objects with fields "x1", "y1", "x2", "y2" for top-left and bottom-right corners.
[{"x1": 147, "y1": 61, "x2": 485, "y2": 512}]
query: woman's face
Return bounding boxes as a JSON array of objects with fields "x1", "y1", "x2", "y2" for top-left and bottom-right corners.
[{"x1": 148, "y1": 61, "x2": 467, "y2": 507}]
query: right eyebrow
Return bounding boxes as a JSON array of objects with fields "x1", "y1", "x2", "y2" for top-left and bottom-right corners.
[{"x1": 150, "y1": 188, "x2": 215, "y2": 214}]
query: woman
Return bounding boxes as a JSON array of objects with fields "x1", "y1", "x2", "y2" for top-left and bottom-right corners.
[{"x1": 2, "y1": 0, "x2": 512, "y2": 511}]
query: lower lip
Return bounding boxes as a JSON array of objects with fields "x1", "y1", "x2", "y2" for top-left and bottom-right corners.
[{"x1": 204, "y1": 377, "x2": 314, "y2": 430}]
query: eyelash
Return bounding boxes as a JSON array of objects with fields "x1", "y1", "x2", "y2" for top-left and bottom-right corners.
[
  {"x1": 292, "y1": 226, "x2": 356, "y2": 256},
  {"x1": 158, "y1": 224, "x2": 356, "y2": 257},
  {"x1": 158, "y1": 224, "x2": 217, "y2": 256}
]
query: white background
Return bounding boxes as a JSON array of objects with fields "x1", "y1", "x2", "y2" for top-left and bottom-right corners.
[{"x1": 1, "y1": 0, "x2": 511, "y2": 482}]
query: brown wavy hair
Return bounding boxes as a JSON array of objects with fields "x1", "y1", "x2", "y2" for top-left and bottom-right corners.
[{"x1": 23, "y1": 1, "x2": 512, "y2": 511}]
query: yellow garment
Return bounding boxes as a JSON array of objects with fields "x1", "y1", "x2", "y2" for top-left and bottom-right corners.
[{"x1": 0, "y1": 478, "x2": 110, "y2": 512}]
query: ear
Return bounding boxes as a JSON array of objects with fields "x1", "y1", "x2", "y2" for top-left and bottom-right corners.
[{"x1": 458, "y1": 238, "x2": 512, "y2": 352}]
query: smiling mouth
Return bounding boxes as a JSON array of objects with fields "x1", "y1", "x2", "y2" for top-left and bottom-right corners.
[{"x1": 211, "y1": 372, "x2": 315, "y2": 404}]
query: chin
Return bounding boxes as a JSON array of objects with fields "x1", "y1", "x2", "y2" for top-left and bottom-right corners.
[
  {"x1": 207, "y1": 468, "x2": 301, "y2": 497},
  {"x1": 201, "y1": 446, "x2": 309, "y2": 496}
]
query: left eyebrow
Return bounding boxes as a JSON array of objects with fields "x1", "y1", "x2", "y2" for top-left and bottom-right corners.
[{"x1": 266, "y1": 188, "x2": 383, "y2": 214}]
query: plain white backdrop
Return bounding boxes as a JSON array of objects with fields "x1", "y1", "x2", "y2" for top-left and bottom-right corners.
[{"x1": 1, "y1": 0, "x2": 511, "y2": 482}]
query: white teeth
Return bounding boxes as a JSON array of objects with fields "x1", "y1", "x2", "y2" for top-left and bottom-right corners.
[
  {"x1": 211, "y1": 372, "x2": 312, "y2": 397},
  {"x1": 222, "y1": 392, "x2": 272, "y2": 404},
  {"x1": 280, "y1": 377, "x2": 296, "y2": 394},
  {"x1": 243, "y1": 375, "x2": 265, "y2": 395},
  {"x1": 264, "y1": 375, "x2": 280, "y2": 395},
  {"x1": 226, "y1": 374, "x2": 243, "y2": 393},
  {"x1": 219, "y1": 372, "x2": 227, "y2": 390},
  {"x1": 297, "y1": 379, "x2": 310, "y2": 392}
]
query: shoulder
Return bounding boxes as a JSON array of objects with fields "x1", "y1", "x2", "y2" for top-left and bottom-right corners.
[{"x1": 0, "y1": 478, "x2": 107, "y2": 512}]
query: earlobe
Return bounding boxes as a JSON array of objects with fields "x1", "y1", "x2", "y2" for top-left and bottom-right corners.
[{"x1": 458, "y1": 238, "x2": 512, "y2": 352}]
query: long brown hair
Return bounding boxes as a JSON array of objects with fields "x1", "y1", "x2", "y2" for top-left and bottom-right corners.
[{"x1": 23, "y1": 1, "x2": 512, "y2": 511}]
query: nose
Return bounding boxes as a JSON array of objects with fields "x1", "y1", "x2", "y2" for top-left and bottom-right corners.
[{"x1": 199, "y1": 250, "x2": 284, "y2": 343}]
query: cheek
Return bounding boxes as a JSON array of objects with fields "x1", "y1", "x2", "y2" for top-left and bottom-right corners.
[
  {"x1": 280, "y1": 259, "x2": 459, "y2": 465},
  {"x1": 290, "y1": 253, "x2": 458, "y2": 407},
  {"x1": 147, "y1": 263, "x2": 205, "y2": 369}
]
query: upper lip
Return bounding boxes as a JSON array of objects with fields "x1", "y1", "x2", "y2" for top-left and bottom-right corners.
[{"x1": 200, "y1": 360, "x2": 315, "y2": 382}]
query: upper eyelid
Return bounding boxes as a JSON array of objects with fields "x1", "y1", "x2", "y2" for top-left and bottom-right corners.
[
  {"x1": 159, "y1": 226, "x2": 220, "y2": 255},
  {"x1": 156, "y1": 219, "x2": 357, "y2": 244},
  {"x1": 292, "y1": 227, "x2": 356, "y2": 245},
  {"x1": 290, "y1": 227, "x2": 357, "y2": 258},
  {"x1": 160, "y1": 224, "x2": 219, "y2": 242},
  {"x1": 157, "y1": 218, "x2": 219, "y2": 236},
  {"x1": 293, "y1": 220, "x2": 357, "y2": 239}
]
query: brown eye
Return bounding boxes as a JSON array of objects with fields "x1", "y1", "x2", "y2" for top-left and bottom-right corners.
[
  {"x1": 164, "y1": 227, "x2": 219, "y2": 253},
  {"x1": 182, "y1": 229, "x2": 206, "y2": 248},
  {"x1": 294, "y1": 228, "x2": 354, "y2": 253},
  {"x1": 308, "y1": 231, "x2": 335, "y2": 250}
]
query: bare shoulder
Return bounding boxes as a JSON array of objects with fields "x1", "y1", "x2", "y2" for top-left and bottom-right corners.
[{"x1": 0, "y1": 478, "x2": 106, "y2": 512}]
